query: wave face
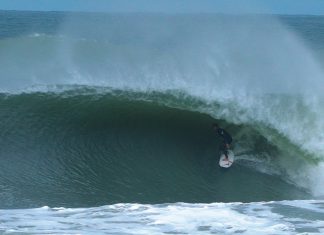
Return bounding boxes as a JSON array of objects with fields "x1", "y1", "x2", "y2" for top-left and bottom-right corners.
[
  {"x1": 0, "y1": 89, "x2": 317, "y2": 208},
  {"x1": 0, "y1": 11, "x2": 324, "y2": 209}
]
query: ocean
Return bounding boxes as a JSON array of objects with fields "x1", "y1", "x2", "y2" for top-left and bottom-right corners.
[{"x1": 0, "y1": 10, "x2": 324, "y2": 234}]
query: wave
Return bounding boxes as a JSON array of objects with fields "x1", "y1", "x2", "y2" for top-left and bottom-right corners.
[
  {"x1": 0, "y1": 13, "x2": 324, "y2": 208},
  {"x1": 0, "y1": 87, "x2": 322, "y2": 208}
]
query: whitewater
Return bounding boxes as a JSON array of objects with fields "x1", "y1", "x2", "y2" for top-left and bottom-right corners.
[{"x1": 0, "y1": 10, "x2": 324, "y2": 234}]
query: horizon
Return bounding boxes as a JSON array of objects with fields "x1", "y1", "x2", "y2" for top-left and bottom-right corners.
[
  {"x1": 0, "y1": 0, "x2": 324, "y2": 16},
  {"x1": 1, "y1": 9, "x2": 324, "y2": 17}
]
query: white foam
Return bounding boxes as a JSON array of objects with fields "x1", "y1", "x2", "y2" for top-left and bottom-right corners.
[{"x1": 1, "y1": 201, "x2": 324, "y2": 234}]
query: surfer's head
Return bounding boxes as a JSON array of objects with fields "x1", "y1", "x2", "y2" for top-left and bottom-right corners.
[{"x1": 212, "y1": 123, "x2": 219, "y2": 130}]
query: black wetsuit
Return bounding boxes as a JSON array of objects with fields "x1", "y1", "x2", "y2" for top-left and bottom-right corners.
[{"x1": 216, "y1": 128, "x2": 233, "y2": 151}]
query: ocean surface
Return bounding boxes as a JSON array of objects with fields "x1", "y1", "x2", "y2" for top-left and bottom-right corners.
[{"x1": 0, "y1": 10, "x2": 324, "y2": 234}]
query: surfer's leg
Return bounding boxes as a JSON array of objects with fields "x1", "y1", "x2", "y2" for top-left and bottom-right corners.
[
  {"x1": 224, "y1": 141, "x2": 230, "y2": 160},
  {"x1": 219, "y1": 142, "x2": 228, "y2": 160},
  {"x1": 224, "y1": 150, "x2": 229, "y2": 160}
]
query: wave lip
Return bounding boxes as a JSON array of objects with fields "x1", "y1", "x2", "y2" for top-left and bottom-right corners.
[{"x1": 1, "y1": 200, "x2": 324, "y2": 234}]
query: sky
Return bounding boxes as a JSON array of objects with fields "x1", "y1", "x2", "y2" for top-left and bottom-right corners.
[{"x1": 0, "y1": 0, "x2": 324, "y2": 15}]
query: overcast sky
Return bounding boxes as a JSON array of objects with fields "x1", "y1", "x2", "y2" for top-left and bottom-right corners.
[{"x1": 0, "y1": 0, "x2": 324, "y2": 15}]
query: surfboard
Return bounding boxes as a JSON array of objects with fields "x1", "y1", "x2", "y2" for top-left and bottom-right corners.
[{"x1": 219, "y1": 150, "x2": 235, "y2": 168}]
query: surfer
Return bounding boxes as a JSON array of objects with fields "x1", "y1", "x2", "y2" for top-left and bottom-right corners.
[{"x1": 212, "y1": 123, "x2": 233, "y2": 160}]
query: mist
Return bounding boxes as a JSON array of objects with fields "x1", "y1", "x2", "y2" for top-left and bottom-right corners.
[{"x1": 55, "y1": 12, "x2": 324, "y2": 95}]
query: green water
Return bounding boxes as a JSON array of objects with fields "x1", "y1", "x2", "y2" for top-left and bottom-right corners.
[{"x1": 0, "y1": 90, "x2": 310, "y2": 208}]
